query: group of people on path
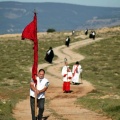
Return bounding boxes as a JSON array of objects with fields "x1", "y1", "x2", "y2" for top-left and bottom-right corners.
[
  {"x1": 89, "y1": 31, "x2": 96, "y2": 40},
  {"x1": 85, "y1": 29, "x2": 96, "y2": 40},
  {"x1": 29, "y1": 60, "x2": 83, "y2": 120},
  {"x1": 44, "y1": 35, "x2": 71, "y2": 64},
  {"x1": 29, "y1": 35, "x2": 83, "y2": 119},
  {"x1": 29, "y1": 50, "x2": 83, "y2": 120},
  {"x1": 61, "y1": 59, "x2": 83, "y2": 93}
]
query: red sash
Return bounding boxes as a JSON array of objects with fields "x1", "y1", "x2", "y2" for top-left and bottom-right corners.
[{"x1": 73, "y1": 65, "x2": 78, "y2": 77}]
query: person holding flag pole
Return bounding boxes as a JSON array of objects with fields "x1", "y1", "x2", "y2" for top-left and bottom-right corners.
[
  {"x1": 30, "y1": 69, "x2": 49, "y2": 120},
  {"x1": 21, "y1": 10, "x2": 49, "y2": 120}
]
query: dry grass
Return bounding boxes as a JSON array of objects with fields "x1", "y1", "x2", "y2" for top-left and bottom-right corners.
[{"x1": 0, "y1": 26, "x2": 120, "y2": 120}]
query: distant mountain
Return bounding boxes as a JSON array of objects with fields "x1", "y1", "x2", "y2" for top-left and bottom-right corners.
[{"x1": 0, "y1": 1, "x2": 120, "y2": 34}]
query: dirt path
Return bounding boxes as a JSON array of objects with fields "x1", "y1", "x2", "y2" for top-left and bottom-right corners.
[{"x1": 13, "y1": 38, "x2": 112, "y2": 120}]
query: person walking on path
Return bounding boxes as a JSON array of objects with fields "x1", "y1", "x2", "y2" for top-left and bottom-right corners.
[
  {"x1": 65, "y1": 36, "x2": 70, "y2": 47},
  {"x1": 72, "y1": 61, "x2": 83, "y2": 85},
  {"x1": 89, "y1": 31, "x2": 96, "y2": 40},
  {"x1": 85, "y1": 28, "x2": 88, "y2": 35},
  {"x1": 61, "y1": 59, "x2": 72, "y2": 93},
  {"x1": 30, "y1": 69, "x2": 49, "y2": 120},
  {"x1": 44, "y1": 47, "x2": 54, "y2": 64}
]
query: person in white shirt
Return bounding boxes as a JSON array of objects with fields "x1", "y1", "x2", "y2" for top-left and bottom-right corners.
[
  {"x1": 30, "y1": 69, "x2": 49, "y2": 120},
  {"x1": 72, "y1": 61, "x2": 83, "y2": 85}
]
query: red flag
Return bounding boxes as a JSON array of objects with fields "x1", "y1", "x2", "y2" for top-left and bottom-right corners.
[
  {"x1": 22, "y1": 12, "x2": 37, "y2": 41},
  {"x1": 21, "y1": 12, "x2": 38, "y2": 84}
]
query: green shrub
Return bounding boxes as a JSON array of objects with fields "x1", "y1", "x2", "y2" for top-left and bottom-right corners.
[{"x1": 47, "y1": 28, "x2": 56, "y2": 32}]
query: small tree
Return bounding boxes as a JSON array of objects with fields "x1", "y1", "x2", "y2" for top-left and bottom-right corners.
[{"x1": 47, "y1": 28, "x2": 56, "y2": 33}]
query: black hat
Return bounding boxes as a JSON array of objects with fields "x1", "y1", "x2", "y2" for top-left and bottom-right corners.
[{"x1": 76, "y1": 61, "x2": 79, "y2": 64}]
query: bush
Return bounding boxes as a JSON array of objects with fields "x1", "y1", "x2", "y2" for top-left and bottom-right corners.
[{"x1": 47, "y1": 28, "x2": 56, "y2": 33}]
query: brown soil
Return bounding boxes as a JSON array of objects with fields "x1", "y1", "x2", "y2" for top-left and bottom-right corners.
[{"x1": 13, "y1": 37, "x2": 112, "y2": 120}]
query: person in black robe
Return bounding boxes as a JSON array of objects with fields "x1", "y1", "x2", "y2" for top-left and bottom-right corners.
[
  {"x1": 44, "y1": 47, "x2": 54, "y2": 64},
  {"x1": 89, "y1": 31, "x2": 96, "y2": 40},
  {"x1": 65, "y1": 36, "x2": 70, "y2": 47}
]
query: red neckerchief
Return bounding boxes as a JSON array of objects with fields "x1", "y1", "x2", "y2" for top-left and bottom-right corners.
[{"x1": 73, "y1": 65, "x2": 78, "y2": 77}]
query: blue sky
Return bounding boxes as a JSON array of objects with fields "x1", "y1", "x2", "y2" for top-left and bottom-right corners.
[{"x1": 0, "y1": 0, "x2": 120, "y2": 7}]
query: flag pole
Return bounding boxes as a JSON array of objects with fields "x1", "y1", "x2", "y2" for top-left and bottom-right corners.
[
  {"x1": 21, "y1": 9, "x2": 38, "y2": 119},
  {"x1": 34, "y1": 75, "x2": 37, "y2": 119},
  {"x1": 33, "y1": 9, "x2": 38, "y2": 119}
]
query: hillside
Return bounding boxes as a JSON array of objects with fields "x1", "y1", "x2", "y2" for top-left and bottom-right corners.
[
  {"x1": 0, "y1": 25, "x2": 120, "y2": 120},
  {"x1": 0, "y1": 1, "x2": 120, "y2": 34}
]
